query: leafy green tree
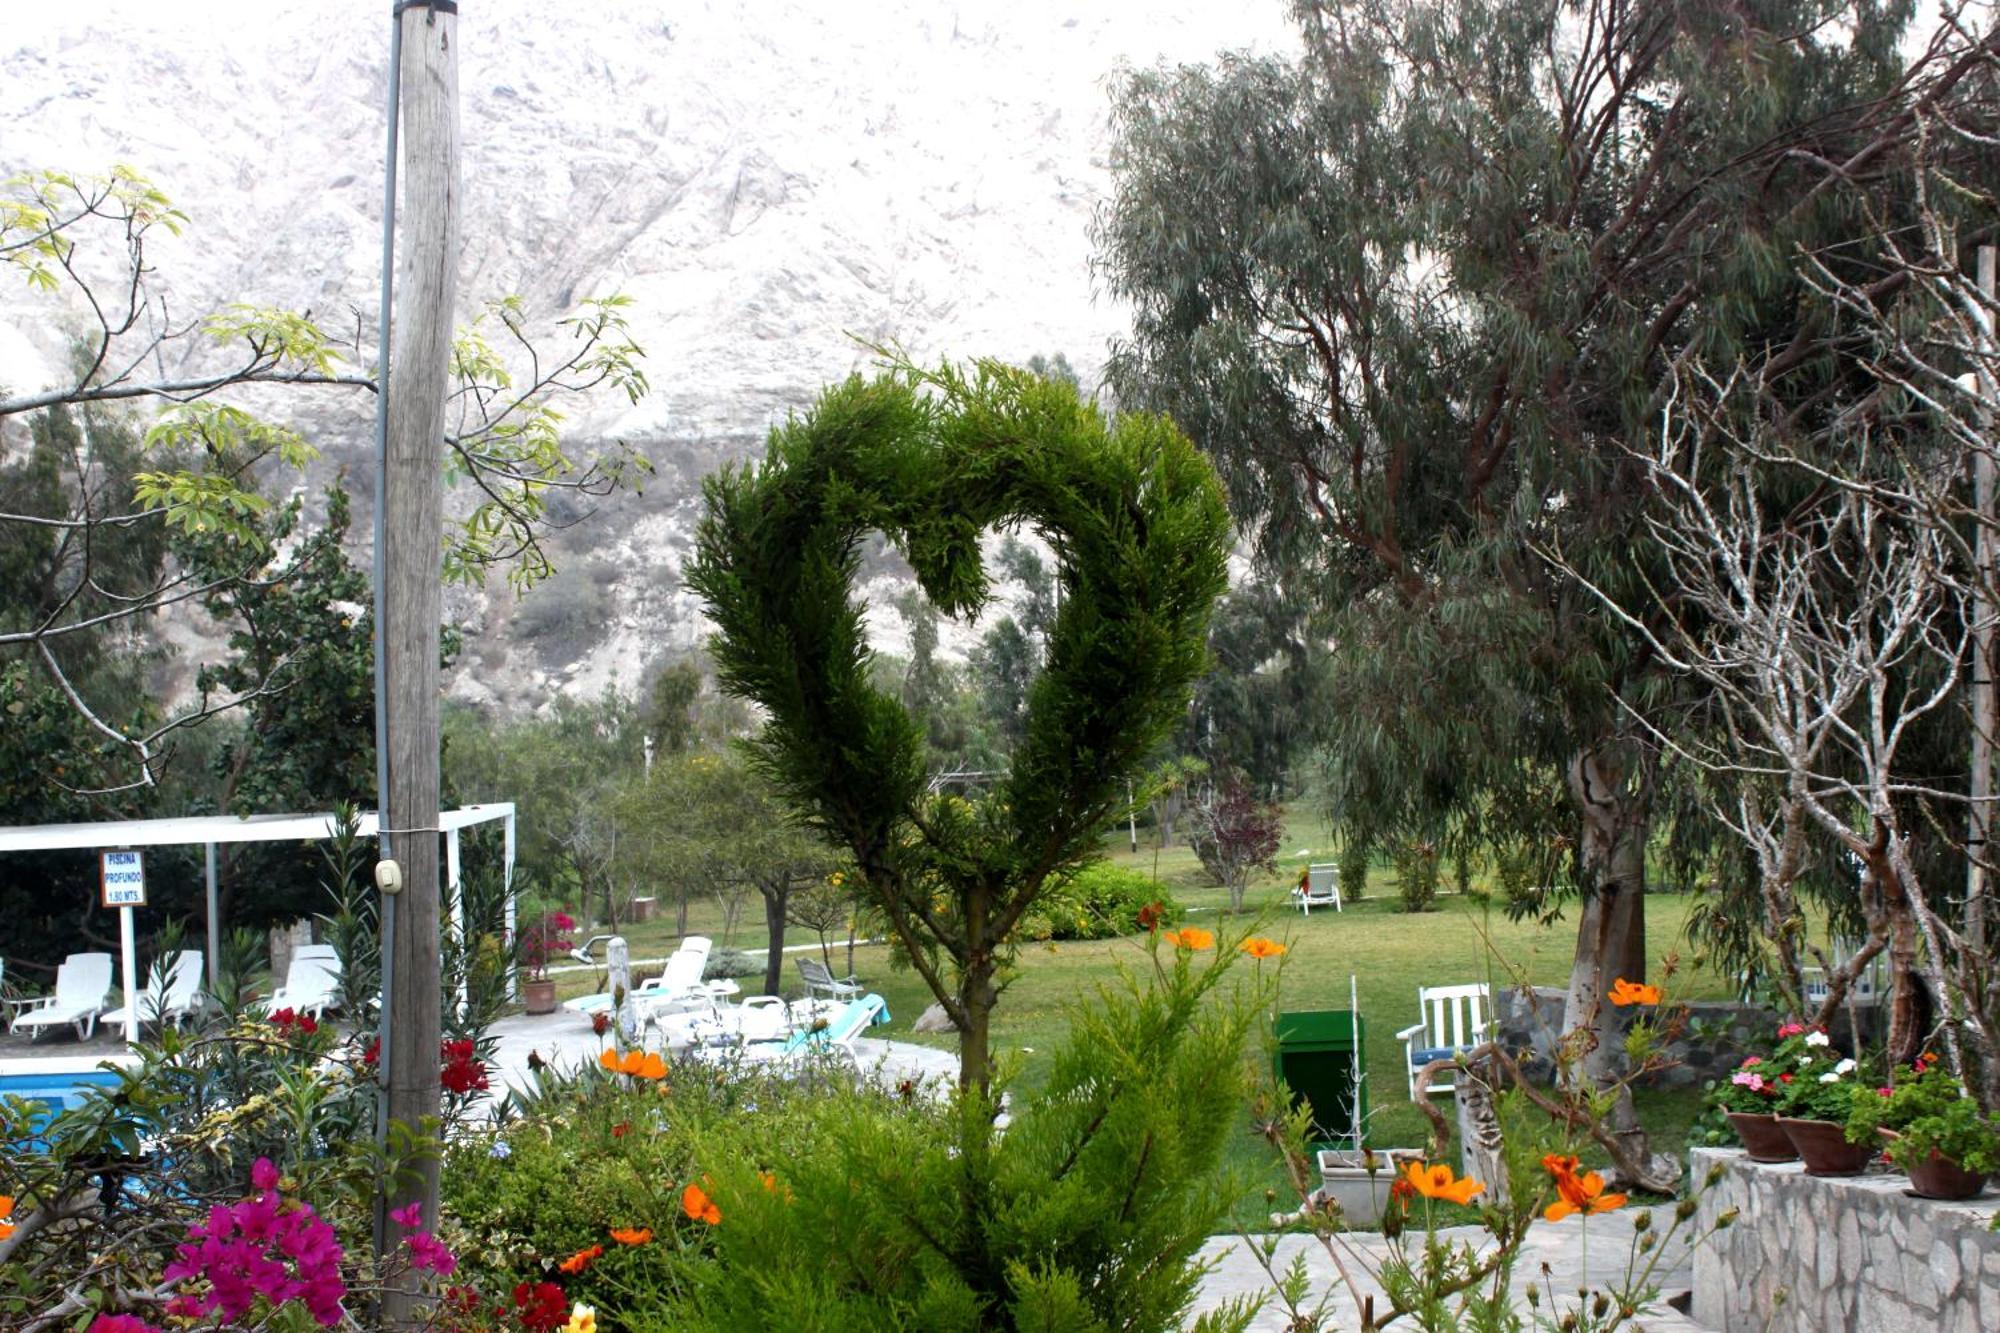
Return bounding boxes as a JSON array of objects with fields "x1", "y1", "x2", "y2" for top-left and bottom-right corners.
[
  {"x1": 1098, "y1": 0, "x2": 1931, "y2": 1184},
  {"x1": 641, "y1": 659, "x2": 703, "y2": 756},
  {"x1": 691, "y1": 361, "x2": 1229, "y2": 1089}
]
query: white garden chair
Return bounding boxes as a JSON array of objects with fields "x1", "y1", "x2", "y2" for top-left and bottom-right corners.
[
  {"x1": 8, "y1": 952, "x2": 114, "y2": 1041},
  {"x1": 1395, "y1": 983, "x2": 1492, "y2": 1099},
  {"x1": 1292, "y1": 863, "x2": 1342, "y2": 914},
  {"x1": 262, "y1": 944, "x2": 342, "y2": 1020},
  {"x1": 102, "y1": 950, "x2": 206, "y2": 1030},
  {"x1": 694, "y1": 992, "x2": 890, "y2": 1072}
]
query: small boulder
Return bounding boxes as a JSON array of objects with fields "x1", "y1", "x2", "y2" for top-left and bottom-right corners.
[{"x1": 912, "y1": 1002, "x2": 958, "y2": 1034}]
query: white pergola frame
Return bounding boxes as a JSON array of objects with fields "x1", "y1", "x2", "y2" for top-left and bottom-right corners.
[{"x1": 0, "y1": 804, "x2": 516, "y2": 1042}]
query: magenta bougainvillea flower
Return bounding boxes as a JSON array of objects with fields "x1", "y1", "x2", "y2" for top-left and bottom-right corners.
[
  {"x1": 87, "y1": 1316, "x2": 166, "y2": 1333},
  {"x1": 162, "y1": 1158, "x2": 345, "y2": 1326}
]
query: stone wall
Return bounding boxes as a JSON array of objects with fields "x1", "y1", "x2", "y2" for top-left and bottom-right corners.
[
  {"x1": 1691, "y1": 1147, "x2": 2000, "y2": 1332},
  {"x1": 1493, "y1": 986, "x2": 1779, "y2": 1087}
]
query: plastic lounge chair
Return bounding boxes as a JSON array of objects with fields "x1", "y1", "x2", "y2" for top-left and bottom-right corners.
[
  {"x1": 262, "y1": 945, "x2": 342, "y2": 1020},
  {"x1": 1395, "y1": 983, "x2": 1492, "y2": 1098},
  {"x1": 566, "y1": 936, "x2": 716, "y2": 1016},
  {"x1": 102, "y1": 950, "x2": 206, "y2": 1030},
  {"x1": 705, "y1": 992, "x2": 892, "y2": 1071},
  {"x1": 1292, "y1": 863, "x2": 1342, "y2": 915},
  {"x1": 9, "y1": 952, "x2": 114, "y2": 1041},
  {"x1": 796, "y1": 956, "x2": 862, "y2": 1002},
  {"x1": 653, "y1": 994, "x2": 809, "y2": 1053}
]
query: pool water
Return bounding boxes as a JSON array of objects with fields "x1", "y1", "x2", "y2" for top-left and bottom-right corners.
[{"x1": 0, "y1": 1057, "x2": 132, "y2": 1149}]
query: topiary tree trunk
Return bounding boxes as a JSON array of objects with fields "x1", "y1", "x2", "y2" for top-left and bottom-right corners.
[{"x1": 690, "y1": 358, "x2": 1230, "y2": 1090}]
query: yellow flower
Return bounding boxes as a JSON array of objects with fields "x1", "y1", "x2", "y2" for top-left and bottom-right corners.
[
  {"x1": 565, "y1": 1303, "x2": 597, "y2": 1333},
  {"x1": 1162, "y1": 926, "x2": 1215, "y2": 951},
  {"x1": 1608, "y1": 978, "x2": 1662, "y2": 1007},
  {"x1": 1239, "y1": 937, "x2": 1286, "y2": 960},
  {"x1": 1401, "y1": 1161, "x2": 1485, "y2": 1206}
]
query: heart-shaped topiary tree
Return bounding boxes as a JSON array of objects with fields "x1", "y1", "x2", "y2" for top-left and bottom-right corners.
[{"x1": 689, "y1": 357, "x2": 1230, "y2": 1090}]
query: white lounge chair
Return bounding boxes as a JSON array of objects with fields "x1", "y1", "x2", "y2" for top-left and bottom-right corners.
[
  {"x1": 102, "y1": 950, "x2": 206, "y2": 1030},
  {"x1": 262, "y1": 945, "x2": 342, "y2": 1020},
  {"x1": 8, "y1": 952, "x2": 114, "y2": 1041},
  {"x1": 652, "y1": 994, "x2": 839, "y2": 1054},
  {"x1": 1395, "y1": 983, "x2": 1492, "y2": 1099},
  {"x1": 1292, "y1": 863, "x2": 1342, "y2": 914},
  {"x1": 797, "y1": 956, "x2": 862, "y2": 1001},
  {"x1": 697, "y1": 992, "x2": 891, "y2": 1071}
]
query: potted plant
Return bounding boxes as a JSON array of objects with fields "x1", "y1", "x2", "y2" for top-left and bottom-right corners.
[
  {"x1": 518, "y1": 908, "x2": 576, "y2": 1015},
  {"x1": 1770, "y1": 1024, "x2": 1876, "y2": 1175},
  {"x1": 1709, "y1": 1051, "x2": 1797, "y2": 1162},
  {"x1": 1848, "y1": 1051, "x2": 1998, "y2": 1199}
]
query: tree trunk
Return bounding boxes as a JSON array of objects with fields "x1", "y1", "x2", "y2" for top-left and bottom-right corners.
[
  {"x1": 761, "y1": 880, "x2": 788, "y2": 996},
  {"x1": 1864, "y1": 842, "x2": 1928, "y2": 1067},
  {"x1": 378, "y1": 4, "x2": 457, "y2": 1323},
  {"x1": 1562, "y1": 744, "x2": 1672, "y2": 1190}
]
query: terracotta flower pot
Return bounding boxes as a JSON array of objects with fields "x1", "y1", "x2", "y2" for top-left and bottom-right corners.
[
  {"x1": 1878, "y1": 1129, "x2": 1990, "y2": 1200},
  {"x1": 522, "y1": 977, "x2": 558, "y2": 1016},
  {"x1": 1777, "y1": 1116, "x2": 1876, "y2": 1176},
  {"x1": 1725, "y1": 1111, "x2": 1798, "y2": 1163}
]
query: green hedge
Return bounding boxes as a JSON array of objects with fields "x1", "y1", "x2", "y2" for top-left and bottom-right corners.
[{"x1": 1018, "y1": 860, "x2": 1181, "y2": 941}]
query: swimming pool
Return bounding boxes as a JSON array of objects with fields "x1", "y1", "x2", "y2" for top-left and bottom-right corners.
[{"x1": 0, "y1": 1055, "x2": 135, "y2": 1148}]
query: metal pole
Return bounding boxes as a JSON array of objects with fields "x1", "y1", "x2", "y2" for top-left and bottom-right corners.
[
  {"x1": 203, "y1": 841, "x2": 219, "y2": 990},
  {"x1": 368, "y1": 0, "x2": 404, "y2": 1279}
]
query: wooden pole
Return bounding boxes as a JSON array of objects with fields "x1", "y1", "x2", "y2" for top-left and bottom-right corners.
[
  {"x1": 1970, "y1": 244, "x2": 1997, "y2": 956},
  {"x1": 379, "y1": 1, "x2": 457, "y2": 1322}
]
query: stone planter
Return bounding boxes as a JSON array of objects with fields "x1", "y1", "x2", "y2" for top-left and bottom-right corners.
[
  {"x1": 522, "y1": 977, "x2": 558, "y2": 1015},
  {"x1": 1877, "y1": 1128, "x2": 1989, "y2": 1200},
  {"x1": 1776, "y1": 1116, "x2": 1874, "y2": 1176},
  {"x1": 1724, "y1": 1110, "x2": 1797, "y2": 1162},
  {"x1": 1312, "y1": 1148, "x2": 1422, "y2": 1227}
]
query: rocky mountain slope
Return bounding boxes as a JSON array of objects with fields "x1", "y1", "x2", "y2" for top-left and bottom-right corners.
[{"x1": 2, "y1": 0, "x2": 1291, "y2": 711}]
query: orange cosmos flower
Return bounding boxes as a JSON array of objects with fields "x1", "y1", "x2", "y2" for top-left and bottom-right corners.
[
  {"x1": 557, "y1": 1244, "x2": 603, "y2": 1274},
  {"x1": 1162, "y1": 926, "x2": 1215, "y2": 951},
  {"x1": 681, "y1": 1182, "x2": 721, "y2": 1225},
  {"x1": 0, "y1": 1195, "x2": 14, "y2": 1240},
  {"x1": 1607, "y1": 978, "x2": 1661, "y2": 1007},
  {"x1": 608, "y1": 1226, "x2": 653, "y2": 1246},
  {"x1": 1239, "y1": 937, "x2": 1287, "y2": 960},
  {"x1": 1543, "y1": 1158, "x2": 1626, "y2": 1221},
  {"x1": 760, "y1": 1172, "x2": 778, "y2": 1192},
  {"x1": 598, "y1": 1049, "x2": 620, "y2": 1072},
  {"x1": 1401, "y1": 1161, "x2": 1485, "y2": 1206},
  {"x1": 634, "y1": 1051, "x2": 668, "y2": 1081}
]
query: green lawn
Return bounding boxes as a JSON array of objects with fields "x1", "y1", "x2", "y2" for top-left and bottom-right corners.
[{"x1": 554, "y1": 810, "x2": 1734, "y2": 1219}]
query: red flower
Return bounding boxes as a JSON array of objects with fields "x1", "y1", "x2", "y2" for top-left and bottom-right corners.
[
  {"x1": 1136, "y1": 901, "x2": 1164, "y2": 933},
  {"x1": 440, "y1": 1039, "x2": 490, "y2": 1095},
  {"x1": 611, "y1": 1122, "x2": 631, "y2": 1139},
  {"x1": 512, "y1": 1281, "x2": 567, "y2": 1331},
  {"x1": 270, "y1": 1008, "x2": 297, "y2": 1029},
  {"x1": 591, "y1": 1010, "x2": 611, "y2": 1037},
  {"x1": 362, "y1": 1037, "x2": 380, "y2": 1067}
]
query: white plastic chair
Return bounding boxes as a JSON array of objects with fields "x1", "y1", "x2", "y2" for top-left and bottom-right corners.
[
  {"x1": 1395, "y1": 983, "x2": 1492, "y2": 1098},
  {"x1": 103, "y1": 950, "x2": 206, "y2": 1030},
  {"x1": 1293, "y1": 863, "x2": 1342, "y2": 914},
  {"x1": 697, "y1": 993, "x2": 891, "y2": 1071},
  {"x1": 8, "y1": 952, "x2": 114, "y2": 1040},
  {"x1": 262, "y1": 945, "x2": 342, "y2": 1019}
]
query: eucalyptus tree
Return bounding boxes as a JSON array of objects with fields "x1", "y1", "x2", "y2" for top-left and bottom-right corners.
[{"x1": 1099, "y1": 0, "x2": 1938, "y2": 1181}]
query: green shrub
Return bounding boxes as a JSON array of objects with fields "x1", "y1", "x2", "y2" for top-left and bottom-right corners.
[
  {"x1": 1393, "y1": 839, "x2": 1440, "y2": 913},
  {"x1": 1337, "y1": 837, "x2": 1370, "y2": 901},
  {"x1": 1018, "y1": 860, "x2": 1180, "y2": 941},
  {"x1": 442, "y1": 937, "x2": 1266, "y2": 1332}
]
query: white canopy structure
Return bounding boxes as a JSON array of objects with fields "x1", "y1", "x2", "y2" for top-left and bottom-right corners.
[{"x1": 0, "y1": 804, "x2": 516, "y2": 1042}]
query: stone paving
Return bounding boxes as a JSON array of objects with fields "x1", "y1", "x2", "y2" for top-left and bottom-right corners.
[{"x1": 1188, "y1": 1211, "x2": 1712, "y2": 1332}]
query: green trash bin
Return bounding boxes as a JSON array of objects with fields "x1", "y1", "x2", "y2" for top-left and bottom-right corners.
[{"x1": 1274, "y1": 1009, "x2": 1367, "y2": 1148}]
